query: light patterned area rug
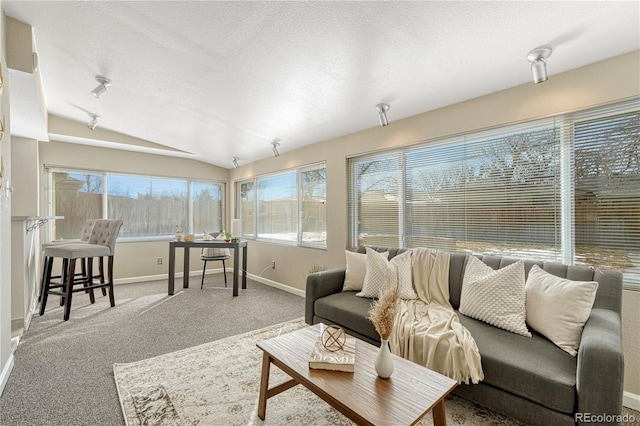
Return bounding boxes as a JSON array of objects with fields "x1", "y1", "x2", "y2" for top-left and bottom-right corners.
[{"x1": 114, "y1": 318, "x2": 521, "y2": 425}]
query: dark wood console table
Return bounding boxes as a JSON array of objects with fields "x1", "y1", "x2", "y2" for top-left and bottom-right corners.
[{"x1": 168, "y1": 240, "x2": 247, "y2": 296}]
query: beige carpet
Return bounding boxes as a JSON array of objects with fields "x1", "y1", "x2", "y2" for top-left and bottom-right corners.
[{"x1": 114, "y1": 318, "x2": 522, "y2": 425}]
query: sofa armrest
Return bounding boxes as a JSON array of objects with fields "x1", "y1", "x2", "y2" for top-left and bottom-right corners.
[
  {"x1": 305, "y1": 268, "x2": 346, "y2": 325},
  {"x1": 576, "y1": 308, "x2": 624, "y2": 424}
]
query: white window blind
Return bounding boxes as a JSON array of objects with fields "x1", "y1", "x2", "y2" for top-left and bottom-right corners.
[
  {"x1": 572, "y1": 104, "x2": 640, "y2": 287},
  {"x1": 348, "y1": 154, "x2": 401, "y2": 247},
  {"x1": 348, "y1": 99, "x2": 639, "y2": 289},
  {"x1": 406, "y1": 121, "x2": 561, "y2": 258},
  {"x1": 349, "y1": 119, "x2": 561, "y2": 259}
]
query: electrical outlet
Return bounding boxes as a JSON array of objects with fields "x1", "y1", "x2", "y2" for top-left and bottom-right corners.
[
  {"x1": 271, "y1": 260, "x2": 276, "y2": 269},
  {"x1": 157, "y1": 258, "x2": 163, "y2": 265}
]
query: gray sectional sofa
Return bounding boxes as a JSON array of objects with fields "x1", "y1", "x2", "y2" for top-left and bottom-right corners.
[{"x1": 305, "y1": 246, "x2": 625, "y2": 426}]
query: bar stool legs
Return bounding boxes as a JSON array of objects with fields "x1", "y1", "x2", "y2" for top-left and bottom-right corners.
[
  {"x1": 39, "y1": 256, "x2": 54, "y2": 316},
  {"x1": 40, "y1": 255, "x2": 115, "y2": 321},
  {"x1": 39, "y1": 219, "x2": 122, "y2": 321}
]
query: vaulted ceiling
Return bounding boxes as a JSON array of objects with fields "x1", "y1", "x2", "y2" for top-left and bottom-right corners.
[{"x1": 4, "y1": 1, "x2": 639, "y2": 169}]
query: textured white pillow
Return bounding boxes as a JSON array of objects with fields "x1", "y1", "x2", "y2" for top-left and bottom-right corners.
[
  {"x1": 343, "y1": 250, "x2": 388, "y2": 291},
  {"x1": 459, "y1": 256, "x2": 531, "y2": 337},
  {"x1": 201, "y1": 247, "x2": 230, "y2": 257},
  {"x1": 357, "y1": 249, "x2": 417, "y2": 299},
  {"x1": 525, "y1": 265, "x2": 598, "y2": 356},
  {"x1": 394, "y1": 251, "x2": 417, "y2": 300}
]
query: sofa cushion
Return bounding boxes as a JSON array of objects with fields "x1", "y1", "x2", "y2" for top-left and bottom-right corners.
[
  {"x1": 448, "y1": 253, "x2": 468, "y2": 309},
  {"x1": 314, "y1": 292, "x2": 378, "y2": 340},
  {"x1": 458, "y1": 313, "x2": 577, "y2": 414},
  {"x1": 525, "y1": 265, "x2": 598, "y2": 356}
]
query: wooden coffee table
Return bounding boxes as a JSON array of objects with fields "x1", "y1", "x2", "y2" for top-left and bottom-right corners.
[{"x1": 256, "y1": 323, "x2": 457, "y2": 425}]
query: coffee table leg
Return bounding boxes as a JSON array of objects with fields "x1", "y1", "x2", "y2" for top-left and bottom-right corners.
[
  {"x1": 258, "y1": 352, "x2": 272, "y2": 420},
  {"x1": 433, "y1": 399, "x2": 447, "y2": 426}
]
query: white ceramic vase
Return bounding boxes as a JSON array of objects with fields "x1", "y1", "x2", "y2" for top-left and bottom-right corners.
[{"x1": 375, "y1": 339, "x2": 394, "y2": 378}]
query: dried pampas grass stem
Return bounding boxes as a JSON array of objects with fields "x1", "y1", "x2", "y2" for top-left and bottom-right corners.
[{"x1": 368, "y1": 280, "x2": 400, "y2": 341}]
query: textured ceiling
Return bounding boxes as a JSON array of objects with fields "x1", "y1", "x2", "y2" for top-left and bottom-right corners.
[{"x1": 3, "y1": 1, "x2": 639, "y2": 169}]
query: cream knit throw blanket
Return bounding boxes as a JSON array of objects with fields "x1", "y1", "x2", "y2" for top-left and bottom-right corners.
[{"x1": 390, "y1": 248, "x2": 484, "y2": 384}]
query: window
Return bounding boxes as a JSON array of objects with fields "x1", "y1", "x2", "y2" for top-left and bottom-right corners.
[
  {"x1": 300, "y1": 164, "x2": 327, "y2": 245},
  {"x1": 45, "y1": 168, "x2": 224, "y2": 241},
  {"x1": 348, "y1": 100, "x2": 639, "y2": 289},
  {"x1": 573, "y1": 107, "x2": 640, "y2": 286},
  {"x1": 107, "y1": 174, "x2": 188, "y2": 238},
  {"x1": 349, "y1": 155, "x2": 400, "y2": 247},
  {"x1": 50, "y1": 170, "x2": 103, "y2": 239},
  {"x1": 238, "y1": 181, "x2": 255, "y2": 238},
  {"x1": 258, "y1": 171, "x2": 298, "y2": 242},
  {"x1": 191, "y1": 181, "x2": 224, "y2": 234},
  {"x1": 236, "y1": 162, "x2": 326, "y2": 248},
  {"x1": 405, "y1": 123, "x2": 560, "y2": 258}
]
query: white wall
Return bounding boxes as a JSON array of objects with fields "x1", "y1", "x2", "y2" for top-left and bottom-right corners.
[
  {"x1": 9, "y1": 136, "x2": 39, "y2": 327},
  {"x1": 0, "y1": 7, "x2": 14, "y2": 396}
]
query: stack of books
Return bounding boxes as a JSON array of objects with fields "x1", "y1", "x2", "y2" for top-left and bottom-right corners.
[{"x1": 309, "y1": 333, "x2": 356, "y2": 372}]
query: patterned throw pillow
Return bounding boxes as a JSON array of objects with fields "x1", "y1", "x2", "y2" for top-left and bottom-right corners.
[
  {"x1": 356, "y1": 248, "x2": 417, "y2": 299},
  {"x1": 343, "y1": 250, "x2": 388, "y2": 291},
  {"x1": 459, "y1": 256, "x2": 531, "y2": 337},
  {"x1": 525, "y1": 265, "x2": 598, "y2": 356}
]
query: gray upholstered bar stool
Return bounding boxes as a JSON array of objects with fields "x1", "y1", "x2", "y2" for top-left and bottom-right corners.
[
  {"x1": 39, "y1": 219, "x2": 96, "y2": 304},
  {"x1": 40, "y1": 219, "x2": 123, "y2": 321}
]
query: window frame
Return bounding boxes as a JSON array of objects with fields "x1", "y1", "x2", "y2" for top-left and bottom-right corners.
[
  {"x1": 44, "y1": 166, "x2": 225, "y2": 242},
  {"x1": 236, "y1": 161, "x2": 327, "y2": 249}
]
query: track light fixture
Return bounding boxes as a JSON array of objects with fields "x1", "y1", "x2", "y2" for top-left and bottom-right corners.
[
  {"x1": 376, "y1": 103, "x2": 390, "y2": 127},
  {"x1": 526, "y1": 46, "x2": 552, "y2": 84},
  {"x1": 91, "y1": 75, "x2": 112, "y2": 98},
  {"x1": 271, "y1": 140, "x2": 280, "y2": 157},
  {"x1": 87, "y1": 113, "x2": 100, "y2": 130},
  {"x1": 232, "y1": 157, "x2": 239, "y2": 169}
]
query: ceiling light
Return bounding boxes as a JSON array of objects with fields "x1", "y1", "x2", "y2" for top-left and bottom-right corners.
[
  {"x1": 526, "y1": 46, "x2": 552, "y2": 84},
  {"x1": 376, "y1": 103, "x2": 390, "y2": 127},
  {"x1": 91, "y1": 75, "x2": 112, "y2": 98},
  {"x1": 271, "y1": 140, "x2": 280, "y2": 157},
  {"x1": 87, "y1": 114, "x2": 100, "y2": 130},
  {"x1": 232, "y1": 157, "x2": 239, "y2": 169}
]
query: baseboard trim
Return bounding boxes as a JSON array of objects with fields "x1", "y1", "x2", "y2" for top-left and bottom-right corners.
[
  {"x1": 624, "y1": 391, "x2": 640, "y2": 411},
  {"x1": 114, "y1": 270, "x2": 206, "y2": 285},
  {"x1": 0, "y1": 353, "x2": 15, "y2": 397},
  {"x1": 113, "y1": 270, "x2": 305, "y2": 298},
  {"x1": 247, "y1": 273, "x2": 305, "y2": 298}
]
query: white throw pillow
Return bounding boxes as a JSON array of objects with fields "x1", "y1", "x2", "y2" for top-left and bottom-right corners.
[
  {"x1": 356, "y1": 249, "x2": 417, "y2": 299},
  {"x1": 459, "y1": 256, "x2": 531, "y2": 337},
  {"x1": 525, "y1": 265, "x2": 598, "y2": 356},
  {"x1": 343, "y1": 250, "x2": 388, "y2": 291}
]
